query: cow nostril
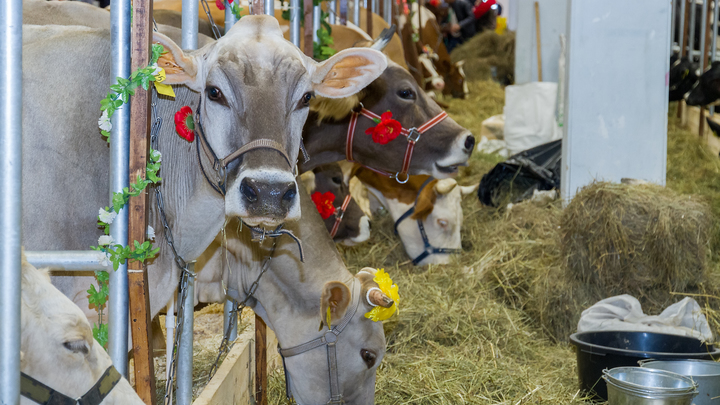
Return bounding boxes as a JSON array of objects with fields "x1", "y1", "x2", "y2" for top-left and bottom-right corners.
[
  {"x1": 240, "y1": 179, "x2": 258, "y2": 203},
  {"x1": 282, "y1": 184, "x2": 297, "y2": 202},
  {"x1": 464, "y1": 135, "x2": 476, "y2": 151}
]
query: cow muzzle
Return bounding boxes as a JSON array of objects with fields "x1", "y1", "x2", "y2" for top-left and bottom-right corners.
[{"x1": 228, "y1": 169, "x2": 301, "y2": 227}]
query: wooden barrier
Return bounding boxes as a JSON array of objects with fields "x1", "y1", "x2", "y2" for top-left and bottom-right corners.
[{"x1": 193, "y1": 315, "x2": 281, "y2": 405}]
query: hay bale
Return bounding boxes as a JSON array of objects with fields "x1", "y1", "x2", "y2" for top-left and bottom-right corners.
[{"x1": 450, "y1": 31, "x2": 515, "y2": 83}]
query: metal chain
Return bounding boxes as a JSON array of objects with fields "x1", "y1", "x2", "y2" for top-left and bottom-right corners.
[
  {"x1": 207, "y1": 239, "x2": 278, "y2": 381},
  {"x1": 200, "y1": 0, "x2": 223, "y2": 40}
]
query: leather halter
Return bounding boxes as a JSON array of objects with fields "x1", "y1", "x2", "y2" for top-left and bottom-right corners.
[
  {"x1": 346, "y1": 107, "x2": 448, "y2": 184},
  {"x1": 194, "y1": 98, "x2": 296, "y2": 196},
  {"x1": 394, "y1": 177, "x2": 462, "y2": 265},
  {"x1": 278, "y1": 280, "x2": 362, "y2": 405},
  {"x1": 329, "y1": 194, "x2": 353, "y2": 239},
  {"x1": 21, "y1": 365, "x2": 122, "y2": 405}
]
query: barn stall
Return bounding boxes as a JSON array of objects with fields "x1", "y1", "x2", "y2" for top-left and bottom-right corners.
[{"x1": 3, "y1": 0, "x2": 720, "y2": 404}]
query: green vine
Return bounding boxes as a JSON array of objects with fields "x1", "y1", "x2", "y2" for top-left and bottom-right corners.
[{"x1": 90, "y1": 44, "x2": 166, "y2": 348}]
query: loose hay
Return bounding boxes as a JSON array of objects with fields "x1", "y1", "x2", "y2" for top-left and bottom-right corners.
[{"x1": 450, "y1": 31, "x2": 515, "y2": 84}]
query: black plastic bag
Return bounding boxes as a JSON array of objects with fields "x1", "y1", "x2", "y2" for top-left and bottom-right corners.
[{"x1": 477, "y1": 140, "x2": 562, "y2": 207}]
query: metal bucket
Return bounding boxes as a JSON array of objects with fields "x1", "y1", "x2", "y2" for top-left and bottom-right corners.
[
  {"x1": 640, "y1": 360, "x2": 720, "y2": 405},
  {"x1": 603, "y1": 368, "x2": 698, "y2": 405}
]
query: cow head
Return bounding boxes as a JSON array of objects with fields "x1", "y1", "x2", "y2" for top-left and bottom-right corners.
[
  {"x1": 444, "y1": 59, "x2": 469, "y2": 99},
  {"x1": 301, "y1": 164, "x2": 370, "y2": 246},
  {"x1": 154, "y1": 15, "x2": 387, "y2": 227},
  {"x1": 686, "y1": 61, "x2": 720, "y2": 106},
  {"x1": 19, "y1": 254, "x2": 143, "y2": 404},
  {"x1": 309, "y1": 61, "x2": 475, "y2": 179},
  {"x1": 669, "y1": 56, "x2": 698, "y2": 102}
]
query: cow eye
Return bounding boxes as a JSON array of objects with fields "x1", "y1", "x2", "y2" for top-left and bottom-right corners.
[
  {"x1": 207, "y1": 86, "x2": 222, "y2": 101},
  {"x1": 397, "y1": 88, "x2": 416, "y2": 100},
  {"x1": 331, "y1": 176, "x2": 342, "y2": 185},
  {"x1": 300, "y1": 92, "x2": 314, "y2": 108},
  {"x1": 360, "y1": 349, "x2": 376, "y2": 368},
  {"x1": 63, "y1": 340, "x2": 89, "y2": 355}
]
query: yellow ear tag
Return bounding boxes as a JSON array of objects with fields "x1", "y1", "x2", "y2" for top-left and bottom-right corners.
[
  {"x1": 326, "y1": 306, "x2": 332, "y2": 329},
  {"x1": 154, "y1": 68, "x2": 176, "y2": 98},
  {"x1": 364, "y1": 269, "x2": 400, "y2": 322}
]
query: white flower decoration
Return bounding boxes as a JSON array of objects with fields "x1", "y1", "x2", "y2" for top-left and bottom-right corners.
[
  {"x1": 98, "y1": 208, "x2": 117, "y2": 224},
  {"x1": 98, "y1": 235, "x2": 114, "y2": 246},
  {"x1": 98, "y1": 109, "x2": 112, "y2": 132},
  {"x1": 149, "y1": 63, "x2": 162, "y2": 77},
  {"x1": 97, "y1": 252, "x2": 112, "y2": 267},
  {"x1": 147, "y1": 225, "x2": 156, "y2": 240},
  {"x1": 150, "y1": 149, "x2": 162, "y2": 163}
]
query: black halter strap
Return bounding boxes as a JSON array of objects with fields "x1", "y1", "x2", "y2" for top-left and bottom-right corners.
[
  {"x1": 21, "y1": 365, "x2": 122, "y2": 405},
  {"x1": 393, "y1": 177, "x2": 462, "y2": 265}
]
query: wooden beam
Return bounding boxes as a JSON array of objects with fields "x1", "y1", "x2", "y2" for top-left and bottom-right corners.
[
  {"x1": 254, "y1": 315, "x2": 268, "y2": 405},
  {"x1": 534, "y1": 1, "x2": 542, "y2": 82},
  {"x1": 128, "y1": 0, "x2": 156, "y2": 403},
  {"x1": 367, "y1": 3, "x2": 373, "y2": 36},
  {"x1": 304, "y1": 0, "x2": 314, "y2": 57}
]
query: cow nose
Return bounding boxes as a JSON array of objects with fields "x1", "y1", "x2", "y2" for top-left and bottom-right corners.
[
  {"x1": 240, "y1": 178, "x2": 259, "y2": 202},
  {"x1": 240, "y1": 178, "x2": 297, "y2": 213},
  {"x1": 464, "y1": 135, "x2": 475, "y2": 151}
]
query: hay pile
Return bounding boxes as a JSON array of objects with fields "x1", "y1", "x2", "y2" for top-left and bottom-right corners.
[{"x1": 450, "y1": 31, "x2": 515, "y2": 84}]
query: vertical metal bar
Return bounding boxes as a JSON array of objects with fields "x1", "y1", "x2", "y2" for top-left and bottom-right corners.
[
  {"x1": 354, "y1": 0, "x2": 360, "y2": 26},
  {"x1": 265, "y1": 0, "x2": 274, "y2": 16},
  {"x1": 182, "y1": 0, "x2": 198, "y2": 50},
  {"x1": 690, "y1": 0, "x2": 698, "y2": 59},
  {"x1": 383, "y1": 0, "x2": 391, "y2": 25},
  {"x1": 176, "y1": 264, "x2": 195, "y2": 405},
  {"x1": 372, "y1": 0, "x2": 378, "y2": 16},
  {"x1": 109, "y1": 0, "x2": 131, "y2": 379},
  {"x1": 0, "y1": 0, "x2": 22, "y2": 403},
  {"x1": 313, "y1": 5, "x2": 321, "y2": 43},
  {"x1": 165, "y1": 296, "x2": 176, "y2": 405},
  {"x1": 672, "y1": 0, "x2": 678, "y2": 48},
  {"x1": 328, "y1": 0, "x2": 336, "y2": 24},
  {"x1": 223, "y1": 300, "x2": 238, "y2": 342},
  {"x1": 681, "y1": 0, "x2": 689, "y2": 57},
  {"x1": 290, "y1": 0, "x2": 300, "y2": 46},
  {"x1": 711, "y1": 0, "x2": 719, "y2": 116},
  {"x1": 700, "y1": 0, "x2": 709, "y2": 67},
  {"x1": 225, "y1": 2, "x2": 238, "y2": 35}
]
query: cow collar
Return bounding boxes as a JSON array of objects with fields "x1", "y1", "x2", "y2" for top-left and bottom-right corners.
[
  {"x1": 393, "y1": 177, "x2": 462, "y2": 265},
  {"x1": 21, "y1": 365, "x2": 121, "y2": 405},
  {"x1": 346, "y1": 106, "x2": 448, "y2": 184}
]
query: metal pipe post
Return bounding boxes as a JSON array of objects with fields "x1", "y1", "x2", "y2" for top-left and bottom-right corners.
[
  {"x1": 700, "y1": 0, "x2": 709, "y2": 67},
  {"x1": 223, "y1": 300, "x2": 238, "y2": 342},
  {"x1": 711, "y1": 0, "x2": 719, "y2": 115},
  {"x1": 383, "y1": 0, "x2": 391, "y2": 25},
  {"x1": 672, "y1": 0, "x2": 678, "y2": 48},
  {"x1": 313, "y1": 5, "x2": 321, "y2": 42},
  {"x1": 176, "y1": 264, "x2": 195, "y2": 405},
  {"x1": 290, "y1": 0, "x2": 300, "y2": 46},
  {"x1": 689, "y1": 0, "x2": 698, "y2": 59},
  {"x1": 165, "y1": 295, "x2": 176, "y2": 405},
  {"x1": 109, "y1": 0, "x2": 131, "y2": 379},
  {"x1": 265, "y1": 0, "x2": 274, "y2": 16},
  {"x1": 372, "y1": 0, "x2": 378, "y2": 16},
  {"x1": 328, "y1": 0, "x2": 337, "y2": 24},
  {"x1": 25, "y1": 251, "x2": 113, "y2": 271},
  {"x1": 182, "y1": 0, "x2": 198, "y2": 50},
  {"x1": 354, "y1": 0, "x2": 360, "y2": 26},
  {"x1": 225, "y1": 2, "x2": 238, "y2": 35},
  {"x1": 0, "y1": 0, "x2": 22, "y2": 403}
]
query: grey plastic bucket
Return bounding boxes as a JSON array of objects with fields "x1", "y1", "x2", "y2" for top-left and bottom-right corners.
[
  {"x1": 603, "y1": 368, "x2": 698, "y2": 405},
  {"x1": 640, "y1": 360, "x2": 720, "y2": 405}
]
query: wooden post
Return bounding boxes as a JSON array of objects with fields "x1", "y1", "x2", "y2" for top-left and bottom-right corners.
[
  {"x1": 700, "y1": 0, "x2": 712, "y2": 137},
  {"x1": 340, "y1": 0, "x2": 347, "y2": 25},
  {"x1": 679, "y1": 0, "x2": 691, "y2": 119},
  {"x1": 128, "y1": 0, "x2": 156, "y2": 403},
  {"x1": 255, "y1": 315, "x2": 268, "y2": 405},
  {"x1": 534, "y1": 1, "x2": 542, "y2": 82},
  {"x1": 304, "y1": 0, "x2": 314, "y2": 56},
  {"x1": 417, "y1": 0, "x2": 423, "y2": 45},
  {"x1": 367, "y1": 2, "x2": 374, "y2": 35}
]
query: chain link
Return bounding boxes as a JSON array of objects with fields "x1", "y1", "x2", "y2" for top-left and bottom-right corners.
[
  {"x1": 207, "y1": 239, "x2": 278, "y2": 381},
  {"x1": 200, "y1": 0, "x2": 223, "y2": 40}
]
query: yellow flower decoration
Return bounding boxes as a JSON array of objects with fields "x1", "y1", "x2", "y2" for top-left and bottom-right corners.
[{"x1": 364, "y1": 269, "x2": 400, "y2": 322}]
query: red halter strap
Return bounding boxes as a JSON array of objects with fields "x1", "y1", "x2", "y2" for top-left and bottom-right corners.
[
  {"x1": 346, "y1": 108, "x2": 448, "y2": 184},
  {"x1": 329, "y1": 194, "x2": 353, "y2": 238}
]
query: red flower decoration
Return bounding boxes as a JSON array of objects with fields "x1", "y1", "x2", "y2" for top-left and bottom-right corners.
[
  {"x1": 312, "y1": 191, "x2": 336, "y2": 220},
  {"x1": 216, "y1": 0, "x2": 225, "y2": 10},
  {"x1": 428, "y1": 0, "x2": 441, "y2": 7},
  {"x1": 174, "y1": 106, "x2": 195, "y2": 142},
  {"x1": 364, "y1": 111, "x2": 402, "y2": 145}
]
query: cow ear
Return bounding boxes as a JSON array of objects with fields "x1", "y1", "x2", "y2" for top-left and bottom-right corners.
[
  {"x1": 311, "y1": 48, "x2": 388, "y2": 99},
  {"x1": 320, "y1": 281, "x2": 351, "y2": 328},
  {"x1": 153, "y1": 32, "x2": 202, "y2": 91},
  {"x1": 411, "y1": 178, "x2": 438, "y2": 221}
]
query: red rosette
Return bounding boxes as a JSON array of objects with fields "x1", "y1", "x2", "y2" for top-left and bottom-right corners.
[
  {"x1": 311, "y1": 191, "x2": 336, "y2": 220},
  {"x1": 174, "y1": 106, "x2": 195, "y2": 142}
]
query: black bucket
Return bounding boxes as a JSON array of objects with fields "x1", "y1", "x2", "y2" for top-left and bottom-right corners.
[{"x1": 569, "y1": 331, "x2": 720, "y2": 401}]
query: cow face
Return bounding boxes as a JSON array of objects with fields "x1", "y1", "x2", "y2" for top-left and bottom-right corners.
[
  {"x1": 668, "y1": 56, "x2": 698, "y2": 102},
  {"x1": 19, "y1": 256, "x2": 143, "y2": 405},
  {"x1": 301, "y1": 164, "x2": 370, "y2": 246},
  {"x1": 445, "y1": 59, "x2": 469, "y2": 99},
  {"x1": 155, "y1": 15, "x2": 387, "y2": 227},
  {"x1": 686, "y1": 61, "x2": 720, "y2": 106}
]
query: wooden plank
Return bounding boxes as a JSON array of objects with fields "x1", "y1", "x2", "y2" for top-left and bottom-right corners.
[
  {"x1": 193, "y1": 322, "x2": 256, "y2": 405},
  {"x1": 367, "y1": 1, "x2": 373, "y2": 35},
  {"x1": 255, "y1": 315, "x2": 268, "y2": 405},
  {"x1": 128, "y1": 0, "x2": 156, "y2": 403},
  {"x1": 304, "y1": 0, "x2": 314, "y2": 57}
]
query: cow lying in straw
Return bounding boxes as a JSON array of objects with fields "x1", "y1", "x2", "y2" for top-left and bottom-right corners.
[
  {"x1": 20, "y1": 251, "x2": 143, "y2": 405},
  {"x1": 354, "y1": 166, "x2": 477, "y2": 265}
]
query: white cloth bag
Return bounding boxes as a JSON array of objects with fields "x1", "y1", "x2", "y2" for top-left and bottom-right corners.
[{"x1": 503, "y1": 82, "x2": 562, "y2": 155}]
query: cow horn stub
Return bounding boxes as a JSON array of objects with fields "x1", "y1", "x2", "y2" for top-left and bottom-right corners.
[
  {"x1": 367, "y1": 287, "x2": 394, "y2": 308},
  {"x1": 434, "y1": 178, "x2": 458, "y2": 195}
]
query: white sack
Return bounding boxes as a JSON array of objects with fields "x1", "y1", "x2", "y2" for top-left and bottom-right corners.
[
  {"x1": 577, "y1": 294, "x2": 713, "y2": 343},
  {"x1": 503, "y1": 82, "x2": 562, "y2": 155}
]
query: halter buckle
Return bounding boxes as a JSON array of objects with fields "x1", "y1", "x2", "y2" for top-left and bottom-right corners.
[
  {"x1": 407, "y1": 128, "x2": 421, "y2": 143},
  {"x1": 335, "y1": 208, "x2": 345, "y2": 221},
  {"x1": 324, "y1": 331, "x2": 338, "y2": 344},
  {"x1": 393, "y1": 172, "x2": 410, "y2": 184}
]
